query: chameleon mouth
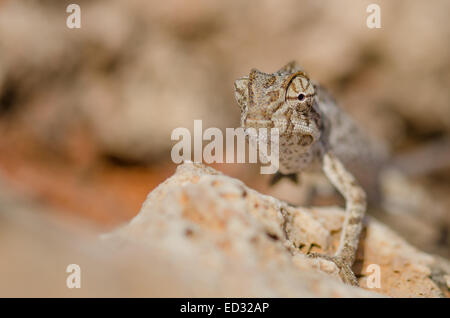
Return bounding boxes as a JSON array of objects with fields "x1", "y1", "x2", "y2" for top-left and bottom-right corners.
[{"x1": 286, "y1": 100, "x2": 315, "y2": 113}]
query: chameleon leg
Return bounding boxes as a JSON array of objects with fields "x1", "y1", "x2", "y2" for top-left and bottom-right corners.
[{"x1": 308, "y1": 151, "x2": 367, "y2": 286}]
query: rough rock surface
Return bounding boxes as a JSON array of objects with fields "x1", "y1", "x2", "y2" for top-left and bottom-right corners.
[{"x1": 109, "y1": 162, "x2": 450, "y2": 297}]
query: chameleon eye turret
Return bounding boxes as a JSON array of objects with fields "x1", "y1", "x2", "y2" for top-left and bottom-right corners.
[{"x1": 285, "y1": 75, "x2": 315, "y2": 112}]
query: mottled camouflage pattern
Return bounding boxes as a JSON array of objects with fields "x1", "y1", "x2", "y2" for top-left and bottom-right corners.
[{"x1": 234, "y1": 62, "x2": 388, "y2": 285}]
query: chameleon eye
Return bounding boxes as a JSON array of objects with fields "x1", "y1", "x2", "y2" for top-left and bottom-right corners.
[{"x1": 298, "y1": 93, "x2": 305, "y2": 101}]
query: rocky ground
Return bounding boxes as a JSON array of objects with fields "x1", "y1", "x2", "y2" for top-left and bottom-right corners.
[
  {"x1": 0, "y1": 0, "x2": 449, "y2": 297},
  {"x1": 1, "y1": 162, "x2": 448, "y2": 297},
  {"x1": 0, "y1": 1, "x2": 449, "y2": 253}
]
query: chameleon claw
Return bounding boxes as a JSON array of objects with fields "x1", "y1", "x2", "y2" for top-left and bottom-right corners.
[
  {"x1": 307, "y1": 252, "x2": 359, "y2": 286},
  {"x1": 269, "y1": 172, "x2": 298, "y2": 186}
]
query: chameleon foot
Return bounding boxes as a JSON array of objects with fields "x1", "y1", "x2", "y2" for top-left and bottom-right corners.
[{"x1": 307, "y1": 252, "x2": 359, "y2": 286}]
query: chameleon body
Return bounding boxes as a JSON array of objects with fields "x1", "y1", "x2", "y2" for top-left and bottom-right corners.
[{"x1": 234, "y1": 61, "x2": 388, "y2": 285}]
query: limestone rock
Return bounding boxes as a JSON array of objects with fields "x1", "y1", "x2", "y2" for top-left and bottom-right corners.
[{"x1": 109, "y1": 162, "x2": 450, "y2": 297}]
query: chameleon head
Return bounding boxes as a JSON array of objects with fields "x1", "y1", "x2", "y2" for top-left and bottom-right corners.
[{"x1": 234, "y1": 62, "x2": 322, "y2": 173}]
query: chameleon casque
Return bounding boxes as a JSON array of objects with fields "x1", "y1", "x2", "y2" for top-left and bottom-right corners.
[{"x1": 234, "y1": 61, "x2": 388, "y2": 285}]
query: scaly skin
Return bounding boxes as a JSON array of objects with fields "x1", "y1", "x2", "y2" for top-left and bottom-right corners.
[{"x1": 234, "y1": 61, "x2": 387, "y2": 285}]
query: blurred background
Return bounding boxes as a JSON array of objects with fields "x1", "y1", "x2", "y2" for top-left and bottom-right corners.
[{"x1": 0, "y1": 0, "x2": 449, "y2": 270}]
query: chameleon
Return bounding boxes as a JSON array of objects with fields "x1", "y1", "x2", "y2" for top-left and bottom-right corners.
[{"x1": 234, "y1": 61, "x2": 389, "y2": 286}]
